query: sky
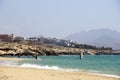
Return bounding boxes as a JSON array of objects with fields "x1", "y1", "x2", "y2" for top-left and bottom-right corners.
[{"x1": 0, "y1": 0, "x2": 120, "y2": 38}]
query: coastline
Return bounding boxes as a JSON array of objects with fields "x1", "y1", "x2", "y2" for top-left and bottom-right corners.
[
  {"x1": 0, "y1": 57, "x2": 24, "y2": 61},
  {"x1": 0, "y1": 57, "x2": 120, "y2": 80},
  {"x1": 0, "y1": 66, "x2": 119, "y2": 80}
]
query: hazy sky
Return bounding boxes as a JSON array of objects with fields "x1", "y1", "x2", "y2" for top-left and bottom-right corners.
[{"x1": 0, "y1": 0, "x2": 120, "y2": 38}]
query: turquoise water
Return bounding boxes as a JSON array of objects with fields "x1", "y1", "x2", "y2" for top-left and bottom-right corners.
[
  {"x1": 17, "y1": 55, "x2": 120, "y2": 76},
  {"x1": 0, "y1": 55, "x2": 120, "y2": 77}
]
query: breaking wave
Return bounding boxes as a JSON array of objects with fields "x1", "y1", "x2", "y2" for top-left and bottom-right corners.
[
  {"x1": 18, "y1": 63, "x2": 79, "y2": 72},
  {"x1": 0, "y1": 60, "x2": 18, "y2": 66}
]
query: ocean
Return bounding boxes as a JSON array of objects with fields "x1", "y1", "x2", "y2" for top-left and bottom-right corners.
[{"x1": 0, "y1": 55, "x2": 120, "y2": 78}]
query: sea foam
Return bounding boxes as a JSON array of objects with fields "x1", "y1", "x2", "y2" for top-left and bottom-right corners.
[
  {"x1": 18, "y1": 63, "x2": 120, "y2": 78},
  {"x1": 18, "y1": 63, "x2": 79, "y2": 72},
  {"x1": 18, "y1": 63, "x2": 61, "y2": 70},
  {"x1": 92, "y1": 73, "x2": 120, "y2": 78},
  {"x1": 0, "y1": 60, "x2": 18, "y2": 66}
]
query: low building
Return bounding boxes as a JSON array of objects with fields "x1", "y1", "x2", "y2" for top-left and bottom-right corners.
[
  {"x1": 0, "y1": 34, "x2": 14, "y2": 42},
  {"x1": 14, "y1": 36, "x2": 24, "y2": 42},
  {"x1": 28, "y1": 37, "x2": 38, "y2": 42}
]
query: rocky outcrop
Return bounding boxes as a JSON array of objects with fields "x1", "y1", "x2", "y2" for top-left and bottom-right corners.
[
  {"x1": 0, "y1": 42, "x2": 119, "y2": 56},
  {"x1": 0, "y1": 42, "x2": 80, "y2": 56}
]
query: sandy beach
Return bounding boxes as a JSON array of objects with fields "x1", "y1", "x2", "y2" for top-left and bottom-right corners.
[
  {"x1": 0, "y1": 57, "x2": 120, "y2": 80},
  {"x1": 0, "y1": 57, "x2": 23, "y2": 61}
]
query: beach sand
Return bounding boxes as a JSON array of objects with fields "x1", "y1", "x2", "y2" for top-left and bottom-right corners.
[
  {"x1": 0, "y1": 57, "x2": 23, "y2": 61},
  {"x1": 0, "y1": 57, "x2": 120, "y2": 80}
]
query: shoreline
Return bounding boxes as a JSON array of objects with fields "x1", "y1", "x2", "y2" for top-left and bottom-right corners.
[
  {"x1": 17, "y1": 63, "x2": 120, "y2": 78},
  {"x1": 0, "y1": 66, "x2": 119, "y2": 80},
  {"x1": 90, "y1": 72, "x2": 120, "y2": 79},
  {"x1": 0, "y1": 57, "x2": 24, "y2": 61},
  {"x1": 17, "y1": 66, "x2": 120, "y2": 79},
  {"x1": 0, "y1": 57, "x2": 120, "y2": 80}
]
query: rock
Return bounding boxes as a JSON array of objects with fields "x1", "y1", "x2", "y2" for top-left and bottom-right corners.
[{"x1": 0, "y1": 42, "x2": 120, "y2": 56}]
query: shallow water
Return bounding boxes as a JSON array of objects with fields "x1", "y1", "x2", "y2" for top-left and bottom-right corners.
[{"x1": 1, "y1": 55, "x2": 120, "y2": 77}]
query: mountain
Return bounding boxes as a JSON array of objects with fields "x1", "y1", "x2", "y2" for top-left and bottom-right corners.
[{"x1": 65, "y1": 29, "x2": 120, "y2": 49}]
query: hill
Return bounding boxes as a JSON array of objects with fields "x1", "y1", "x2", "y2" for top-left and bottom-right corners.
[{"x1": 66, "y1": 29, "x2": 120, "y2": 49}]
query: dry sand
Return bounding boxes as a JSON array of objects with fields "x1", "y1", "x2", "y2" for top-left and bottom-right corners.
[{"x1": 0, "y1": 57, "x2": 120, "y2": 80}]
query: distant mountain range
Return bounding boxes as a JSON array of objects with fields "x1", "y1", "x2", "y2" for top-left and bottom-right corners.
[{"x1": 65, "y1": 29, "x2": 120, "y2": 49}]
